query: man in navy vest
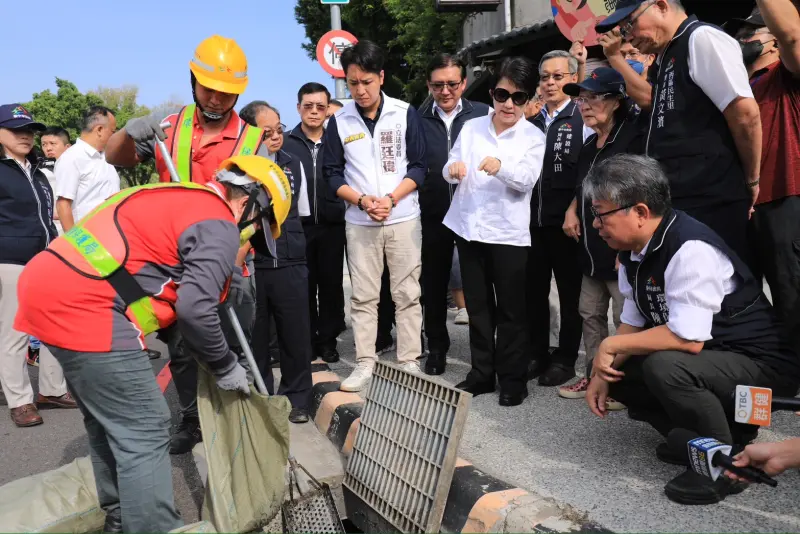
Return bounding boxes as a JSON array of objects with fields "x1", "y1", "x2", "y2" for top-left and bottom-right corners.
[
  {"x1": 583, "y1": 154, "x2": 800, "y2": 505},
  {"x1": 418, "y1": 53, "x2": 490, "y2": 376},
  {"x1": 596, "y1": 0, "x2": 763, "y2": 273}
]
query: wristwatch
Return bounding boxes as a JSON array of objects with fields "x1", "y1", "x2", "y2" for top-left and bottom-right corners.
[{"x1": 385, "y1": 193, "x2": 396, "y2": 208}]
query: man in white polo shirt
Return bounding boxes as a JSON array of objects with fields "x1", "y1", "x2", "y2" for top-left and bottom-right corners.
[{"x1": 56, "y1": 106, "x2": 120, "y2": 230}]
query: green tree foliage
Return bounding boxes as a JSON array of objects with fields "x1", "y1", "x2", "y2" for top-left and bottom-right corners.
[{"x1": 295, "y1": 0, "x2": 467, "y2": 105}]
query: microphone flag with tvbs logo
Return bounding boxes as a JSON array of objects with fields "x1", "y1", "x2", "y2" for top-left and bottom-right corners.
[{"x1": 687, "y1": 437, "x2": 732, "y2": 481}]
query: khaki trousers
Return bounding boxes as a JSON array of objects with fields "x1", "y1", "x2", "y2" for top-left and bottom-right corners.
[
  {"x1": 346, "y1": 219, "x2": 422, "y2": 366},
  {"x1": 579, "y1": 275, "x2": 623, "y2": 377},
  {"x1": 0, "y1": 263, "x2": 67, "y2": 408}
]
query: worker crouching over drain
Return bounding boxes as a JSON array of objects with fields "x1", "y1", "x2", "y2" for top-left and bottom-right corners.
[{"x1": 13, "y1": 156, "x2": 291, "y2": 533}]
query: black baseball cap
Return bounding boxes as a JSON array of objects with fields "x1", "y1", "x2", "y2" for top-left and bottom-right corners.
[
  {"x1": 595, "y1": 0, "x2": 646, "y2": 34},
  {"x1": 723, "y1": 7, "x2": 766, "y2": 37},
  {"x1": 0, "y1": 104, "x2": 46, "y2": 131},
  {"x1": 563, "y1": 67, "x2": 626, "y2": 97}
]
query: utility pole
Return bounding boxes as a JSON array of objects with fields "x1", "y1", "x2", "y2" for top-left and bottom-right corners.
[{"x1": 330, "y1": 5, "x2": 347, "y2": 99}]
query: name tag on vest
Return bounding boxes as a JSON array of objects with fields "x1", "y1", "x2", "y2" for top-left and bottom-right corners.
[{"x1": 378, "y1": 126, "x2": 402, "y2": 174}]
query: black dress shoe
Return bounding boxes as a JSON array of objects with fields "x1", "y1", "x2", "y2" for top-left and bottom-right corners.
[
  {"x1": 664, "y1": 469, "x2": 749, "y2": 505},
  {"x1": 102, "y1": 507, "x2": 123, "y2": 533},
  {"x1": 538, "y1": 363, "x2": 576, "y2": 387},
  {"x1": 170, "y1": 418, "x2": 202, "y2": 455},
  {"x1": 527, "y1": 358, "x2": 550, "y2": 380},
  {"x1": 499, "y1": 389, "x2": 529, "y2": 407},
  {"x1": 321, "y1": 348, "x2": 340, "y2": 364},
  {"x1": 455, "y1": 379, "x2": 495, "y2": 397},
  {"x1": 424, "y1": 351, "x2": 446, "y2": 376},
  {"x1": 289, "y1": 408, "x2": 310, "y2": 424},
  {"x1": 656, "y1": 442, "x2": 689, "y2": 466}
]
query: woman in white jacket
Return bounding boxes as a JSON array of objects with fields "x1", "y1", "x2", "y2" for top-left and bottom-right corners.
[{"x1": 442, "y1": 56, "x2": 546, "y2": 407}]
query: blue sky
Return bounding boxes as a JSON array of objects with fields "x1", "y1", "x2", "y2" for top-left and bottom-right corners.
[{"x1": 2, "y1": 0, "x2": 336, "y2": 127}]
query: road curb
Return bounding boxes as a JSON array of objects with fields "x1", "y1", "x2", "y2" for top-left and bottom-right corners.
[{"x1": 310, "y1": 367, "x2": 613, "y2": 533}]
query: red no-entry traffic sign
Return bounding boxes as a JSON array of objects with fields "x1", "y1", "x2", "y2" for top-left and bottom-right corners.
[{"x1": 316, "y1": 30, "x2": 358, "y2": 78}]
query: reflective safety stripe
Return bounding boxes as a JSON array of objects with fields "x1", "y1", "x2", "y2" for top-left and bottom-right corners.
[
  {"x1": 174, "y1": 104, "x2": 197, "y2": 183},
  {"x1": 63, "y1": 225, "x2": 161, "y2": 335},
  {"x1": 233, "y1": 124, "x2": 264, "y2": 156}
]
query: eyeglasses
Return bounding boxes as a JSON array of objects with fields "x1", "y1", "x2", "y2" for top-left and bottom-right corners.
[
  {"x1": 429, "y1": 80, "x2": 463, "y2": 92},
  {"x1": 591, "y1": 204, "x2": 634, "y2": 225},
  {"x1": 620, "y1": 1, "x2": 656, "y2": 38},
  {"x1": 574, "y1": 93, "x2": 618, "y2": 106},
  {"x1": 540, "y1": 73, "x2": 571, "y2": 83},
  {"x1": 264, "y1": 123, "x2": 286, "y2": 138},
  {"x1": 302, "y1": 103, "x2": 328, "y2": 112},
  {"x1": 492, "y1": 88, "x2": 530, "y2": 106}
]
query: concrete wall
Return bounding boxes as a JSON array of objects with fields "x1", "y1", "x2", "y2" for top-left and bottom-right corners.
[{"x1": 514, "y1": 0, "x2": 553, "y2": 27}]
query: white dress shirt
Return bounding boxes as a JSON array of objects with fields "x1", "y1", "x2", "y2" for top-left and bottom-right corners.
[
  {"x1": 433, "y1": 99, "x2": 463, "y2": 131},
  {"x1": 655, "y1": 24, "x2": 754, "y2": 112},
  {"x1": 540, "y1": 98, "x2": 595, "y2": 140},
  {"x1": 442, "y1": 113, "x2": 545, "y2": 246},
  {"x1": 618, "y1": 239, "x2": 737, "y2": 341},
  {"x1": 55, "y1": 139, "x2": 120, "y2": 223}
]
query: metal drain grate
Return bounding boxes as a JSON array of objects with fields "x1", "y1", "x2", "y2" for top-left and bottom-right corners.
[{"x1": 343, "y1": 361, "x2": 471, "y2": 533}]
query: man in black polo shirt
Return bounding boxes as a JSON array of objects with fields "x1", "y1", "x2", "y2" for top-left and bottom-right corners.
[
  {"x1": 583, "y1": 154, "x2": 800, "y2": 505},
  {"x1": 528, "y1": 50, "x2": 595, "y2": 387},
  {"x1": 418, "y1": 53, "x2": 490, "y2": 376},
  {"x1": 284, "y1": 83, "x2": 347, "y2": 364},
  {"x1": 596, "y1": 0, "x2": 762, "y2": 272}
]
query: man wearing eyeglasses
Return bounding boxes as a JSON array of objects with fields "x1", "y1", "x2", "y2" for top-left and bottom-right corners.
[
  {"x1": 417, "y1": 54, "x2": 490, "y2": 376},
  {"x1": 596, "y1": 0, "x2": 762, "y2": 274},
  {"x1": 284, "y1": 83, "x2": 346, "y2": 365},
  {"x1": 239, "y1": 100, "x2": 313, "y2": 424},
  {"x1": 583, "y1": 154, "x2": 799, "y2": 505},
  {"x1": 527, "y1": 50, "x2": 596, "y2": 388}
]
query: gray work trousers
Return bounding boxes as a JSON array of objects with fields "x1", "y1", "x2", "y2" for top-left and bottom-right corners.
[{"x1": 48, "y1": 346, "x2": 182, "y2": 533}]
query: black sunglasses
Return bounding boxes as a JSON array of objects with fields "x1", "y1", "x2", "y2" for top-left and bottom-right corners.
[{"x1": 492, "y1": 88, "x2": 530, "y2": 106}]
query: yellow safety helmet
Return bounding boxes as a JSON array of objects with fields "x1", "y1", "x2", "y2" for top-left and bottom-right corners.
[
  {"x1": 217, "y1": 156, "x2": 292, "y2": 257},
  {"x1": 190, "y1": 35, "x2": 249, "y2": 95}
]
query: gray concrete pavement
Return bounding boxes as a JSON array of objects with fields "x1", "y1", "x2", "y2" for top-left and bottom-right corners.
[{"x1": 328, "y1": 271, "x2": 800, "y2": 533}]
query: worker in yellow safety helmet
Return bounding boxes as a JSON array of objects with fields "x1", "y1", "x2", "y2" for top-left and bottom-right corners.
[
  {"x1": 105, "y1": 35, "x2": 272, "y2": 455},
  {"x1": 15, "y1": 156, "x2": 291, "y2": 533}
]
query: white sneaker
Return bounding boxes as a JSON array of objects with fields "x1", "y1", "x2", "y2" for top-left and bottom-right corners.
[
  {"x1": 399, "y1": 361, "x2": 423, "y2": 376},
  {"x1": 340, "y1": 365, "x2": 373, "y2": 392},
  {"x1": 454, "y1": 308, "x2": 469, "y2": 325}
]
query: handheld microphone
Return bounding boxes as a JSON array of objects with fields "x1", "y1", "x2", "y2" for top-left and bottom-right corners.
[
  {"x1": 667, "y1": 429, "x2": 778, "y2": 487},
  {"x1": 734, "y1": 385, "x2": 800, "y2": 427}
]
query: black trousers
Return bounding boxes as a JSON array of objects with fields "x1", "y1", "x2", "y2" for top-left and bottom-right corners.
[
  {"x1": 609, "y1": 349, "x2": 798, "y2": 444},
  {"x1": 527, "y1": 226, "x2": 583, "y2": 365},
  {"x1": 457, "y1": 238, "x2": 529, "y2": 394},
  {"x1": 681, "y1": 200, "x2": 755, "y2": 274},
  {"x1": 751, "y1": 195, "x2": 800, "y2": 356},
  {"x1": 421, "y1": 219, "x2": 455, "y2": 354},
  {"x1": 171, "y1": 269, "x2": 255, "y2": 421},
  {"x1": 305, "y1": 223, "x2": 346, "y2": 352},
  {"x1": 253, "y1": 265, "x2": 313, "y2": 409}
]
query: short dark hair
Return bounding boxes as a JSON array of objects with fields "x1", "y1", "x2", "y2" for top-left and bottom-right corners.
[
  {"x1": 240, "y1": 100, "x2": 279, "y2": 127},
  {"x1": 329, "y1": 99, "x2": 344, "y2": 108},
  {"x1": 340, "y1": 40, "x2": 385, "y2": 76},
  {"x1": 492, "y1": 56, "x2": 537, "y2": 96},
  {"x1": 41, "y1": 127, "x2": 71, "y2": 145},
  {"x1": 81, "y1": 106, "x2": 114, "y2": 133},
  {"x1": 583, "y1": 154, "x2": 672, "y2": 216},
  {"x1": 426, "y1": 53, "x2": 466, "y2": 80},
  {"x1": 297, "y1": 83, "x2": 331, "y2": 104}
]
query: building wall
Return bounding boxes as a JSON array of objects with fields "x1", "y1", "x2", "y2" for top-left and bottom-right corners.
[
  {"x1": 462, "y1": 1, "x2": 505, "y2": 47},
  {"x1": 514, "y1": 0, "x2": 553, "y2": 27}
]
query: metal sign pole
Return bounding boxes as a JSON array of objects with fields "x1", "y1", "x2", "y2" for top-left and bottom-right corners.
[{"x1": 330, "y1": 5, "x2": 347, "y2": 99}]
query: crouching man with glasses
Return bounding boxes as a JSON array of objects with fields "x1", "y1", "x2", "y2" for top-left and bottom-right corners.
[{"x1": 583, "y1": 154, "x2": 800, "y2": 506}]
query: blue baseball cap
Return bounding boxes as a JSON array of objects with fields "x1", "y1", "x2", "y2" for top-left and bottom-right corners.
[
  {"x1": 595, "y1": 0, "x2": 646, "y2": 34},
  {"x1": 0, "y1": 104, "x2": 46, "y2": 131},
  {"x1": 563, "y1": 67, "x2": 626, "y2": 97}
]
